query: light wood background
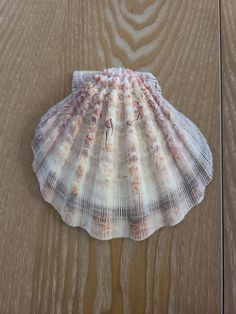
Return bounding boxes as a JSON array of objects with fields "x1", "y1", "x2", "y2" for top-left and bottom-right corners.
[
  {"x1": 222, "y1": 0, "x2": 236, "y2": 313},
  {"x1": 0, "y1": 0, "x2": 233, "y2": 313}
]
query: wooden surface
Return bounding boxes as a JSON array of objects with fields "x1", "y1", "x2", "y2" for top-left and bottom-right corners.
[
  {"x1": 222, "y1": 0, "x2": 236, "y2": 313},
  {"x1": 0, "y1": 0, "x2": 225, "y2": 313}
]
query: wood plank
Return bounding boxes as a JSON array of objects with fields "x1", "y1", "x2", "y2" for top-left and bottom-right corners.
[
  {"x1": 221, "y1": 0, "x2": 236, "y2": 312},
  {"x1": 0, "y1": 1, "x2": 221, "y2": 313}
]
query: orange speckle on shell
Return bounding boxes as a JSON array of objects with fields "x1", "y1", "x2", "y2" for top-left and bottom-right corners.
[
  {"x1": 71, "y1": 183, "x2": 79, "y2": 194},
  {"x1": 76, "y1": 166, "x2": 84, "y2": 178},
  {"x1": 131, "y1": 182, "x2": 140, "y2": 194}
]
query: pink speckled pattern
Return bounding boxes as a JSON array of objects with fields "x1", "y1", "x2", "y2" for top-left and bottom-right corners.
[{"x1": 32, "y1": 67, "x2": 213, "y2": 241}]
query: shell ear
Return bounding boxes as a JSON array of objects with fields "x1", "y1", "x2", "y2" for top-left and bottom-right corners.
[
  {"x1": 141, "y1": 72, "x2": 162, "y2": 94},
  {"x1": 72, "y1": 70, "x2": 100, "y2": 92}
]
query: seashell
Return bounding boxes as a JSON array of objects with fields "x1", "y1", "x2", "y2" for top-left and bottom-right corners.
[{"x1": 31, "y1": 67, "x2": 213, "y2": 241}]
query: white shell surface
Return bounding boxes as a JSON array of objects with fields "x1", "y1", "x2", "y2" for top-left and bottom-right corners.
[{"x1": 32, "y1": 67, "x2": 213, "y2": 241}]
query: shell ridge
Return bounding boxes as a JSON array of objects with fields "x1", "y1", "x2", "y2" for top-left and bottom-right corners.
[
  {"x1": 97, "y1": 86, "x2": 129, "y2": 235},
  {"x1": 162, "y1": 98, "x2": 213, "y2": 162},
  {"x1": 40, "y1": 85, "x2": 98, "y2": 161},
  {"x1": 130, "y1": 77, "x2": 166, "y2": 211},
  {"x1": 39, "y1": 125, "x2": 76, "y2": 212},
  {"x1": 156, "y1": 95, "x2": 213, "y2": 186},
  {"x1": 140, "y1": 84, "x2": 188, "y2": 212},
  {"x1": 142, "y1": 72, "x2": 162, "y2": 94},
  {"x1": 121, "y1": 77, "x2": 174, "y2": 236},
  {"x1": 130, "y1": 120, "x2": 161, "y2": 220},
  {"x1": 124, "y1": 112, "x2": 146, "y2": 227},
  {"x1": 168, "y1": 101, "x2": 213, "y2": 169},
  {"x1": 137, "y1": 122, "x2": 167, "y2": 214},
  {"x1": 32, "y1": 95, "x2": 70, "y2": 152},
  {"x1": 82, "y1": 88, "x2": 111, "y2": 217},
  {"x1": 33, "y1": 85, "x2": 97, "y2": 200},
  {"x1": 33, "y1": 93, "x2": 77, "y2": 159},
  {"x1": 53, "y1": 122, "x2": 87, "y2": 213},
  {"x1": 177, "y1": 109, "x2": 213, "y2": 173},
  {"x1": 33, "y1": 92, "x2": 88, "y2": 172},
  {"x1": 142, "y1": 85, "x2": 206, "y2": 208},
  {"x1": 37, "y1": 93, "x2": 71, "y2": 129},
  {"x1": 72, "y1": 70, "x2": 101, "y2": 92},
  {"x1": 158, "y1": 96, "x2": 213, "y2": 183},
  {"x1": 144, "y1": 79, "x2": 213, "y2": 185},
  {"x1": 62, "y1": 87, "x2": 107, "y2": 225},
  {"x1": 37, "y1": 93, "x2": 77, "y2": 141}
]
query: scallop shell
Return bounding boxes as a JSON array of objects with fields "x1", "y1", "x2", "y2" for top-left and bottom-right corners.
[{"x1": 32, "y1": 67, "x2": 213, "y2": 241}]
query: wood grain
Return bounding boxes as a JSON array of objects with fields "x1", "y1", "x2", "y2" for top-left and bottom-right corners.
[
  {"x1": 0, "y1": 1, "x2": 221, "y2": 313},
  {"x1": 222, "y1": 0, "x2": 236, "y2": 313}
]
